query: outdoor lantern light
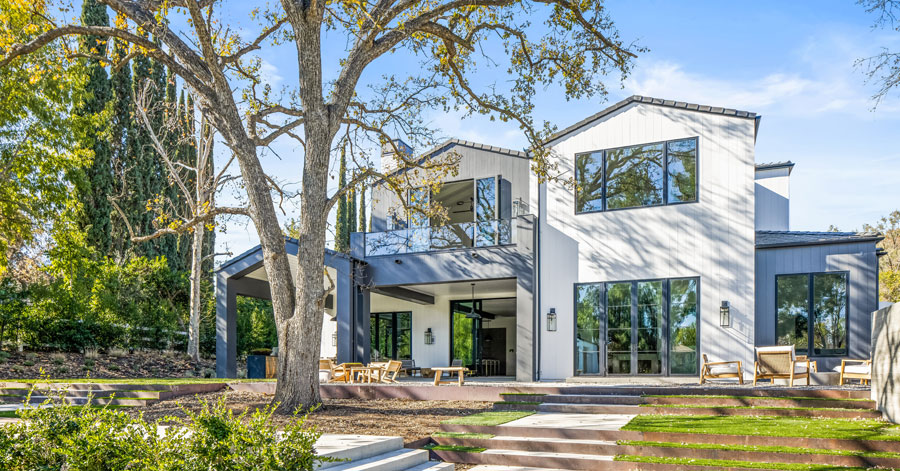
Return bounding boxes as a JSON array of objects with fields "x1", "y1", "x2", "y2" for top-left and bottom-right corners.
[
  {"x1": 424, "y1": 328, "x2": 435, "y2": 345},
  {"x1": 547, "y1": 308, "x2": 557, "y2": 332},
  {"x1": 720, "y1": 301, "x2": 731, "y2": 327},
  {"x1": 331, "y1": 332, "x2": 337, "y2": 347}
]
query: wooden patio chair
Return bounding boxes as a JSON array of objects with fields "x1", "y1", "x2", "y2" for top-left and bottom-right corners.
[
  {"x1": 753, "y1": 345, "x2": 810, "y2": 386},
  {"x1": 699, "y1": 354, "x2": 743, "y2": 384},
  {"x1": 332, "y1": 362, "x2": 362, "y2": 383},
  {"x1": 380, "y1": 360, "x2": 403, "y2": 383},
  {"x1": 837, "y1": 359, "x2": 871, "y2": 385}
]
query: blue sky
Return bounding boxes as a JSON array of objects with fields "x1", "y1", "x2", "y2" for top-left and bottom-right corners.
[{"x1": 214, "y1": 1, "x2": 900, "y2": 257}]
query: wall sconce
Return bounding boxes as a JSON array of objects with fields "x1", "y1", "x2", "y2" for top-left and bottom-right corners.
[
  {"x1": 547, "y1": 308, "x2": 557, "y2": 332},
  {"x1": 331, "y1": 332, "x2": 337, "y2": 347},
  {"x1": 424, "y1": 328, "x2": 435, "y2": 345},
  {"x1": 720, "y1": 301, "x2": 731, "y2": 327}
]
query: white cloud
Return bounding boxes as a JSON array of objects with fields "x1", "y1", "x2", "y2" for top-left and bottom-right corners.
[
  {"x1": 624, "y1": 31, "x2": 900, "y2": 117},
  {"x1": 259, "y1": 59, "x2": 284, "y2": 87}
]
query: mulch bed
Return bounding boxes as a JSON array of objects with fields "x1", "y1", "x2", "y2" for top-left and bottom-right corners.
[
  {"x1": 131, "y1": 390, "x2": 493, "y2": 444},
  {"x1": 0, "y1": 350, "x2": 216, "y2": 380}
]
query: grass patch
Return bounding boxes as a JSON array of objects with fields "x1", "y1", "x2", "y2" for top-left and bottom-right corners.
[
  {"x1": 432, "y1": 432, "x2": 494, "y2": 439},
  {"x1": 623, "y1": 415, "x2": 900, "y2": 441},
  {"x1": 617, "y1": 440, "x2": 900, "y2": 459},
  {"x1": 641, "y1": 404, "x2": 864, "y2": 412},
  {"x1": 494, "y1": 401, "x2": 541, "y2": 406},
  {"x1": 644, "y1": 394, "x2": 870, "y2": 402},
  {"x1": 424, "y1": 444, "x2": 486, "y2": 453},
  {"x1": 442, "y1": 411, "x2": 533, "y2": 426},
  {"x1": 2, "y1": 378, "x2": 275, "y2": 385},
  {"x1": 614, "y1": 455, "x2": 870, "y2": 470}
]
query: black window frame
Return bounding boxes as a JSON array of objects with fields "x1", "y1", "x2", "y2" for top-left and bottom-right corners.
[
  {"x1": 774, "y1": 271, "x2": 850, "y2": 358},
  {"x1": 574, "y1": 137, "x2": 699, "y2": 214},
  {"x1": 572, "y1": 276, "x2": 700, "y2": 377},
  {"x1": 370, "y1": 311, "x2": 413, "y2": 360}
]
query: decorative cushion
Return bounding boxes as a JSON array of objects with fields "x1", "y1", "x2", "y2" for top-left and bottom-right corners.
[
  {"x1": 318, "y1": 370, "x2": 332, "y2": 382},
  {"x1": 756, "y1": 345, "x2": 796, "y2": 360},
  {"x1": 834, "y1": 364, "x2": 871, "y2": 375},
  {"x1": 708, "y1": 364, "x2": 739, "y2": 375}
]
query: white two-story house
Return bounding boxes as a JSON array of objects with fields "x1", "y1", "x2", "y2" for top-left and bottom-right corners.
[{"x1": 215, "y1": 96, "x2": 883, "y2": 381}]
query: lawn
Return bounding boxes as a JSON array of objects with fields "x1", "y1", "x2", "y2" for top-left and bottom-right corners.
[
  {"x1": 615, "y1": 455, "x2": 872, "y2": 470},
  {"x1": 643, "y1": 394, "x2": 871, "y2": 402},
  {"x1": 617, "y1": 440, "x2": 900, "y2": 459},
  {"x1": 622, "y1": 415, "x2": 900, "y2": 441},
  {"x1": 441, "y1": 411, "x2": 534, "y2": 426}
]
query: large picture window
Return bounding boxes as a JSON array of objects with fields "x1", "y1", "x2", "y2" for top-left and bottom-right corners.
[
  {"x1": 776, "y1": 272, "x2": 848, "y2": 356},
  {"x1": 575, "y1": 137, "x2": 697, "y2": 213},
  {"x1": 574, "y1": 277, "x2": 699, "y2": 376}
]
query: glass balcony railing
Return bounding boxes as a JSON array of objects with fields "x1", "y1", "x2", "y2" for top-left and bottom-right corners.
[{"x1": 365, "y1": 219, "x2": 514, "y2": 257}]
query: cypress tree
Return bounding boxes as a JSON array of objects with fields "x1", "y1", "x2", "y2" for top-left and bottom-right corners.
[
  {"x1": 348, "y1": 181, "x2": 356, "y2": 238},
  {"x1": 74, "y1": 0, "x2": 113, "y2": 255},
  {"x1": 358, "y1": 183, "x2": 366, "y2": 233},
  {"x1": 163, "y1": 69, "x2": 189, "y2": 272},
  {"x1": 334, "y1": 146, "x2": 348, "y2": 252},
  {"x1": 109, "y1": 31, "x2": 133, "y2": 261}
]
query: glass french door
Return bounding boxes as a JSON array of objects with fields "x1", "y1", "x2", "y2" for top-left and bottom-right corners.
[{"x1": 576, "y1": 279, "x2": 692, "y2": 376}]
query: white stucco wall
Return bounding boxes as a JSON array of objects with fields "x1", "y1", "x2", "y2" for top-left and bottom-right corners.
[
  {"x1": 320, "y1": 313, "x2": 337, "y2": 359},
  {"x1": 754, "y1": 167, "x2": 790, "y2": 231},
  {"x1": 538, "y1": 103, "x2": 757, "y2": 380}
]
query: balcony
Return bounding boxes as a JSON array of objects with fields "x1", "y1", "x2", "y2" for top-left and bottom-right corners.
[{"x1": 363, "y1": 219, "x2": 514, "y2": 257}]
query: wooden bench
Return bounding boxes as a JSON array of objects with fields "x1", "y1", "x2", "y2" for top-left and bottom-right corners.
[{"x1": 431, "y1": 366, "x2": 466, "y2": 386}]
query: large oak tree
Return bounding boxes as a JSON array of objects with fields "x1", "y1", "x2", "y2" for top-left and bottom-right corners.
[{"x1": 2, "y1": 0, "x2": 641, "y2": 411}]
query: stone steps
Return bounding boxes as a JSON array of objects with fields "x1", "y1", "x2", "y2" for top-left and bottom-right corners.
[{"x1": 317, "y1": 434, "x2": 451, "y2": 471}]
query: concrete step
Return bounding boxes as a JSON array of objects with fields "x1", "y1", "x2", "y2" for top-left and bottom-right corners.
[
  {"x1": 468, "y1": 467, "x2": 568, "y2": 471},
  {"x1": 402, "y1": 462, "x2": 454, "y2": 471},
  {"x1": 327, "y1": 449, "x2": 429, "y2": 471},
  {"x1": 540, "y1": 394, "x2": 642, "y2": 405},
  {"x1": 478, "y1": 448, "x2": 616, "y2": 470},
  {"x1": 0, "y1": 382, "x2": 174, "y2": 391},
  {"x1": 317, "y1": 435, "x2": 405, "y2": 470},
  {"x1": 536, "y1": 403, "x2": 641, "y2": 414},
  {"x1": 489, "y1": 436, "x2": 617, "y2": 455}
]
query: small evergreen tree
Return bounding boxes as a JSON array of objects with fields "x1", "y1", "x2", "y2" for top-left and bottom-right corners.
[
  {"x1": 334, "y1": 146, "x2": 348, "y2": 252},
  {"x1": 358, "y1": 182, "x2": 366, "y2": 233},
  {"x1": 108, "y1": 31, "x2": 134, "y2": 262},
  {"x1": 347, "y1": 182, "x2": 356, "y2": 238}
]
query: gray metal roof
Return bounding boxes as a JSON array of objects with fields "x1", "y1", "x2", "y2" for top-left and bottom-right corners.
[
  {"x1": 423, "y1": 138, "x2": 528, "y2": 159},
  {"x1": 756, "y1": 231, "x2": 883, "y2": 249},
  {"x1": 545, "y1": 95, "x2": 758, "y2": 144},
  {"x1": 756, "y1": 161, "x2": 795, "y2": 173}
]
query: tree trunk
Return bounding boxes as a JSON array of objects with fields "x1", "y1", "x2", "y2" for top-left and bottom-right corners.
[{"x1": 186, "y1": 223, "x2": 204, "y2": 362}]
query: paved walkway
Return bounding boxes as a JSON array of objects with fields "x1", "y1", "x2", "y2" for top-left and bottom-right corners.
[{"x1": 500, "y1": 412, "x2": 635, "y2": 431}]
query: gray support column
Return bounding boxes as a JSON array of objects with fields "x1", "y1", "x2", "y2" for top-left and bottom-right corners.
[
  {"x1": 216, "y1": 272, "x2": 237, "y2": 378},
  {"x1": 515, "y1": 277, "x2": 534, "y2": 382},
  {"x1": 335, "y1": 259, "x2": 354, "y2": 364},
  {"x1": 355, "y1": 284, "x2": 371, "y2": 363}
]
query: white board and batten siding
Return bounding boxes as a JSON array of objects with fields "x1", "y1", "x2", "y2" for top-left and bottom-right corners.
[{"x1": 538, "y1": 102, "x2": 757, "y2": 380}]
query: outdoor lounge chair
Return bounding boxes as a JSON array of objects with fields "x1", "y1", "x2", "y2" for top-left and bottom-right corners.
[
  {"x1": 753, "y1": 345, "x2": 810, "y2": 386},
  {"x1": 380, "y1": 360, "x2": 403, "y2": 383},
  {"x1": 699, "y1": 354, "x2": 743, "y2": 384},
  {"x1": 836, "y1": 359, "x2": 871, "y2": 385}
]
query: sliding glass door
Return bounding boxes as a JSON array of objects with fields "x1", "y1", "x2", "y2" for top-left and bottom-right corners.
[
  {"x1": 370, "y1": 312, "x2": 412, "y2": 361},
  {"x1": 575, "y1": 278, "x2": 699, "y2": 376}
]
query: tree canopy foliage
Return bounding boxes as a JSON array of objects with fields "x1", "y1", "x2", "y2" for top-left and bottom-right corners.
[{"x1": 1, "y1": 0, "x2": 642, "y2": 410}]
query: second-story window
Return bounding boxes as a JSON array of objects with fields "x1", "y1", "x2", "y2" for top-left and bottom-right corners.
[{"x1": 575, "y1": 137, "x2": 698, "y2": 214}]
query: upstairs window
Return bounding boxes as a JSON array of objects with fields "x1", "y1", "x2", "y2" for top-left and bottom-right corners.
[{"x1": 575, "y1": 137, "x2": 698, "y2": 214}]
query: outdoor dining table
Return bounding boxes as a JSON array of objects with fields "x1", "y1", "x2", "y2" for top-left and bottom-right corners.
[{"x1": 348, "y1": 365, "x2": 385, "y2": 383}]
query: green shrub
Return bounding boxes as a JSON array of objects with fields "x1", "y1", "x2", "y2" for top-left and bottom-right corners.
[
  {"x1": 0, "y1": 394, "x2": 332, "y2": 471},
  {"x1": 107, "y1": 364, "x2": 119, "y2": 371},
  {"x1": 24, "y1": 352, "x2": 36, "y2": 361},
  {"x1": 22, "y1": 360, "x2": 34, "y2": 367},
  {"x1": 0, "y1": 351, "x2": 9, "y2": 363},
  {"x1": 83, "y1": 358, "x2": 94, "y2": 368},
  {"x1": 50, "y1": 353, "x2": 65, "y2": 365}
]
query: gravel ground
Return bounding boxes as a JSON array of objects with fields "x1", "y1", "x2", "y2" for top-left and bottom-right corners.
[{"x1": 131, "y1": 390, "x2": 492, "y2": 444}]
